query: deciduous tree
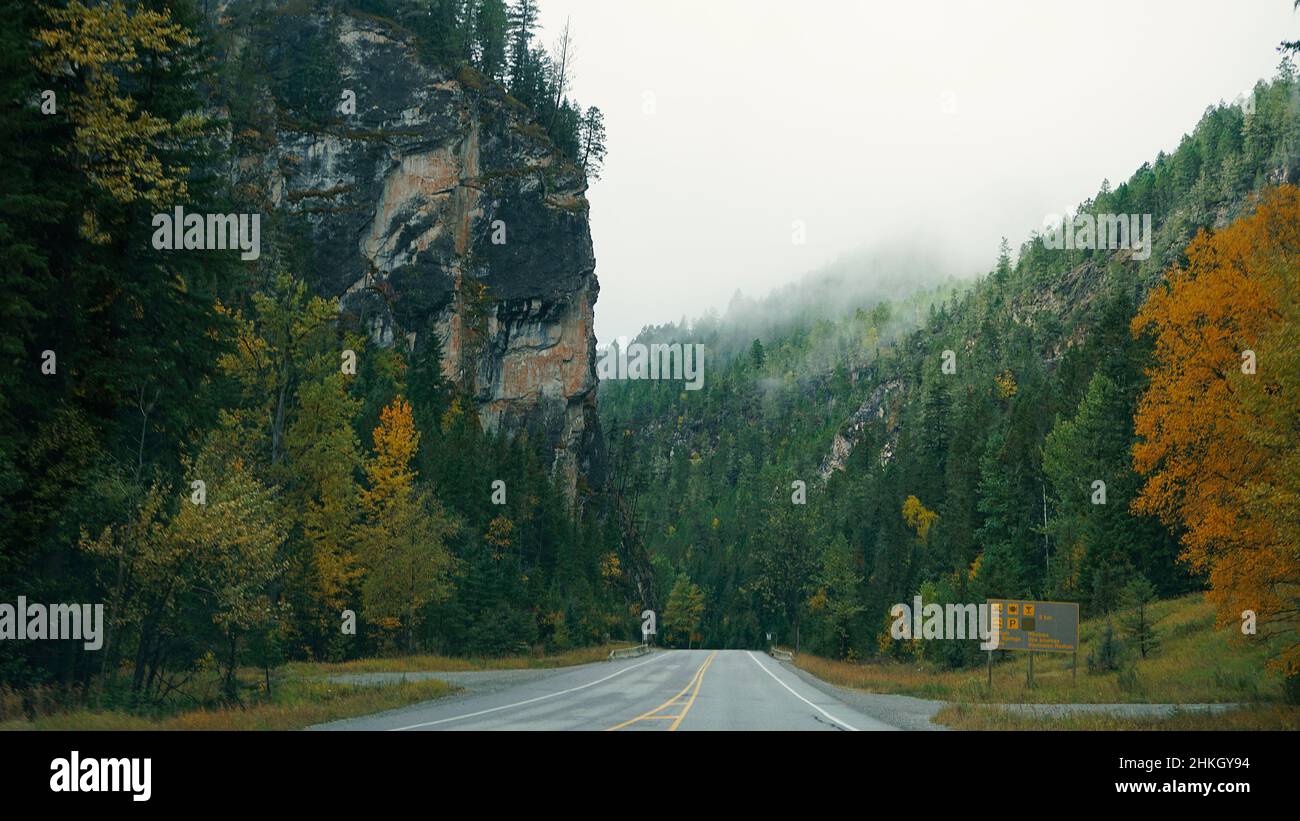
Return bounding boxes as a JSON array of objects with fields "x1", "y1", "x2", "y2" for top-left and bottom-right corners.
[{"x1": 1132, "y1": 185, "x2": 1300, "y2": 677}]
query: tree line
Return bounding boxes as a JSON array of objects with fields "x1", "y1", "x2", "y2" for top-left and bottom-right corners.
[{"x1": 343, "y1": 0, "x2": 607, "y2": 177}]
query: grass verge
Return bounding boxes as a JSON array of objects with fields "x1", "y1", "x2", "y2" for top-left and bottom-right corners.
[
  {"x1": 3, "y1": 642, "x2": 632, "y2": 730},
  {"x1": 283, "y1": 642, "x2": 636, "y2": 676},
  {"x1": 0, "y1": 678, "x2": 455, "y2": 731},
  {"x1": 792, "y1": 593, "x2": 1283, "y2": 705}
]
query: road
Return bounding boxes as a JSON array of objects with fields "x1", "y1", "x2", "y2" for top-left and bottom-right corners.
[{"x1": 314, "y1": 649, "x2": 919, "y2": 731}]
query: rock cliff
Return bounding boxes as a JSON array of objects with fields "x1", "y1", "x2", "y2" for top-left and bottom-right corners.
[{"x1": 220, "y1": 2, "x2": 602, "y2": 496}]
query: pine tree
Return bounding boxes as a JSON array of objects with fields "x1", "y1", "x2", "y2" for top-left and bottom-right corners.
[
  {"x1": 475, "y1": 0, "x2": 509, "y2": 80},
  {"x1": 1087, "y1": 620, "x2": 1124, "y2": 674},
  {"x1": 1118, "y1": 575, "x2": 1159, "y2": 659},
  {"x1": 506, "y1": 0, "x2": 539, "y2": 91}
]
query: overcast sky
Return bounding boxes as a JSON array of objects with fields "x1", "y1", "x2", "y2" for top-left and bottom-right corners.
[{"x1": 533, "y1": 1, "x2": 1299, "y2": 345}]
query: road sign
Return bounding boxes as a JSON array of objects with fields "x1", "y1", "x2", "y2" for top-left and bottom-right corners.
[{"x1": 986, "y1": 599, "x2": 1078, "y2": 653}]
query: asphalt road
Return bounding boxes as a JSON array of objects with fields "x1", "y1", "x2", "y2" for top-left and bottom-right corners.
[{"x1": 314, "y1": 649, "x2": 909, "y2": 731}]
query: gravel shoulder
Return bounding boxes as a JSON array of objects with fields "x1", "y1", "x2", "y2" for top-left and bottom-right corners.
[
  {"x1": 987, "y1": 702, "x2": 1245, "y2": 718},
  {"x1": 776, "y1": 659, "x2": 948, "y2": 731},
  {"x1": 777, "y1": 658, "x2": 1248, "y2": 728}
]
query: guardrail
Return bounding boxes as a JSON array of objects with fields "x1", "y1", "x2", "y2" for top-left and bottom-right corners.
[
  {"x1": 608, "y1": 644, "x2": 652, "y2": 660},
  {"x1": 768, "y1": 646, "x2": 794, "y2": 661}
]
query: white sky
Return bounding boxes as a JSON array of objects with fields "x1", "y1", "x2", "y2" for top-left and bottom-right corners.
[{"x1": 533, "y1": 1, "x2": 1300, "y2": 345}]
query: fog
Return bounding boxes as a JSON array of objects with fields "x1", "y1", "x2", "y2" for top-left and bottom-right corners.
[{"x1": 534, "y1": 0, "x2": 1299, "y2": 345}]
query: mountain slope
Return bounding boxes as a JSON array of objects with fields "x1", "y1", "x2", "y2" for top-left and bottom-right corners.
[{"x1": 599, "y1": 67, "x2": 1300, "y2": 660}]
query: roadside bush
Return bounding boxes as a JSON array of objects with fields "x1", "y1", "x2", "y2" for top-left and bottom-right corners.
[{"x1": 1087, "y1": 620, "x2": 1124, "y2": 674}]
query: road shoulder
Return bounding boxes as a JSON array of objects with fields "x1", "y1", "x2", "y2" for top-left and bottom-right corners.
[{"x1": 774, "y1": 657, "x2": 948, "y2": 731}]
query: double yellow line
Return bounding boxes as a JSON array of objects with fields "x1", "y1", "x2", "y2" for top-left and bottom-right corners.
[{"x1": 606, "y1": 650, "x2": 717, "y2": 731}]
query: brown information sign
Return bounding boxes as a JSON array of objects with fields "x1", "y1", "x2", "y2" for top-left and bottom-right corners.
[{"x1": 986, "y1": 599, "x2": 1078, "y2": 653}]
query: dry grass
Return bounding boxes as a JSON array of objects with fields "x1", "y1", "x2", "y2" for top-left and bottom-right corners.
[
  {"x1": 1, "y1": 643, "x2": 630, "y2": 730},
  {"x1": 793, "y1": 593, "x2": 1283, "y2": 705},
  {"x1": 282, "y1": 642, "x2": 636, "y2": 677},
  {"x1": 935, "y1": 703, "x2": 1300, "y2": 730},
  {"x1": 0, "y1": 678, "x2": 455, "y2": 731}
]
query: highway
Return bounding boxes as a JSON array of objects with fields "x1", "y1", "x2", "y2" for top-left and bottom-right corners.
[{"x1": 314, "y1": 649, "x2": 915, "y2": 731}]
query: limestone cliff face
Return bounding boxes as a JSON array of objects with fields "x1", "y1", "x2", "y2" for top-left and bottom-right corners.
[{"x1": 223, "y1": 5, "x2": 602, "y2": 495}]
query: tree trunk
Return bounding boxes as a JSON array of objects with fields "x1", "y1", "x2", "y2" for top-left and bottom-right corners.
[{"x1": 223, "y1": 632, "x2": 239, "y2": 702}]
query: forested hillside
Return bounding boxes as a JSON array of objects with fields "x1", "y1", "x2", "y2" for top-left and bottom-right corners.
[
  {"x1": 600, "y1": 65, "x2": 1300, "y2": 684},
  {"x1": 0, "y1": 0, "x2": 629, "y2": 711}
]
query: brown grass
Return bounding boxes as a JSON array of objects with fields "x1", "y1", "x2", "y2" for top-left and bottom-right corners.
[
  {"x1": 283, "y1": 642, "x2": 635, "y2": 676},
  {"x1": 0, "y1": 678, "x2": 455, "y2": 731},
  {"x1": 793, "y1": 594, "x2": 1283, "y2": 705},
  {"x1": 1, "y1": 643, "x2": 631, "y2": 730}
]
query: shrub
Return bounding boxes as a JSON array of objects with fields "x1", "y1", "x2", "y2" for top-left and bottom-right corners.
[{"x1": 1087, "y1": 620, "x2": 1124, "y2": 673}]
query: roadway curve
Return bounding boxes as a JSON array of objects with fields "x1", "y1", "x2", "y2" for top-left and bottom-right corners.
[{"x1": 313, "y1": 649, "x2": 919, "y2": 731}]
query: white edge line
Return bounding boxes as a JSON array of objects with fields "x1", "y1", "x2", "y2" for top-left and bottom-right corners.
[
  {"x1": 388, "y1": 652, "x2": 668, "y2": 731},
  {"x1": 745, "y1": 651, "x2": 858, "y2": 731}
]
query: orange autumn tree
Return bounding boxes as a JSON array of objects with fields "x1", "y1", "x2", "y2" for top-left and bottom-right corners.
[
  {"x1": 1131, "y1": 185, "x2": 1300, "y2": 682},
  {"x1": 356, "y1": 397, "x2": 456, "y2": 650}
]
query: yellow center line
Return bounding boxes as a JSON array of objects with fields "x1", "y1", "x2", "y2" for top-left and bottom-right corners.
[
  {"x1": 668, "y1": 651, "x2": 714, "y2": 731},
  {"x1": 606, "y1": 650, "x2": 717, "y2": 731}
]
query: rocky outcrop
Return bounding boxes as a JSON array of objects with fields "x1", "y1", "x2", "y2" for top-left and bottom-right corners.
[
  {"x1": 222, "y1": 3, "x2": 602, "y2": 495},
  {"x1": 818, "y1": 378, "x2": 904, "y2": 480}
]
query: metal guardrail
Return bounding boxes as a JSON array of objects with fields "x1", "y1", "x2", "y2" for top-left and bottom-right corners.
[
  {"x1": 768, "y1": 646, "x2": 794, "y2": 661},
  {"x1": 608, "y1": 644, "x2": 652, "y2": 660}
]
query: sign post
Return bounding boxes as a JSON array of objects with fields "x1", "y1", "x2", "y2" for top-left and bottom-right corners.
[{"x1": 986, "y1": 599, "x2": 1080, "y2": 692}]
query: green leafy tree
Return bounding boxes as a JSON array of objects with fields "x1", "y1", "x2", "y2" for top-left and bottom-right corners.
[
  {"x1": 807, "y1": 535, "x2": 864, "y2": 659},
  {"x1": 751, "y1": 499, "x2": 820, "y2": 651},
  {"x1": 664, "y1": 573, "x2": 705, "y2": 648},
  {"x1": 170, "y1": 446, "x2": 287, "y2": 701}
]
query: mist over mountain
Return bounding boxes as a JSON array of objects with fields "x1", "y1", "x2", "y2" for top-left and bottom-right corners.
[{"x1": 617, "y1": 240, "x2": 966, "y2": 360}]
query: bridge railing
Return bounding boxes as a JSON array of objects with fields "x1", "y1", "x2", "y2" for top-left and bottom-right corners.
[{"x1": 768, "y1": 646, "x2": 794, "y2": 662}]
